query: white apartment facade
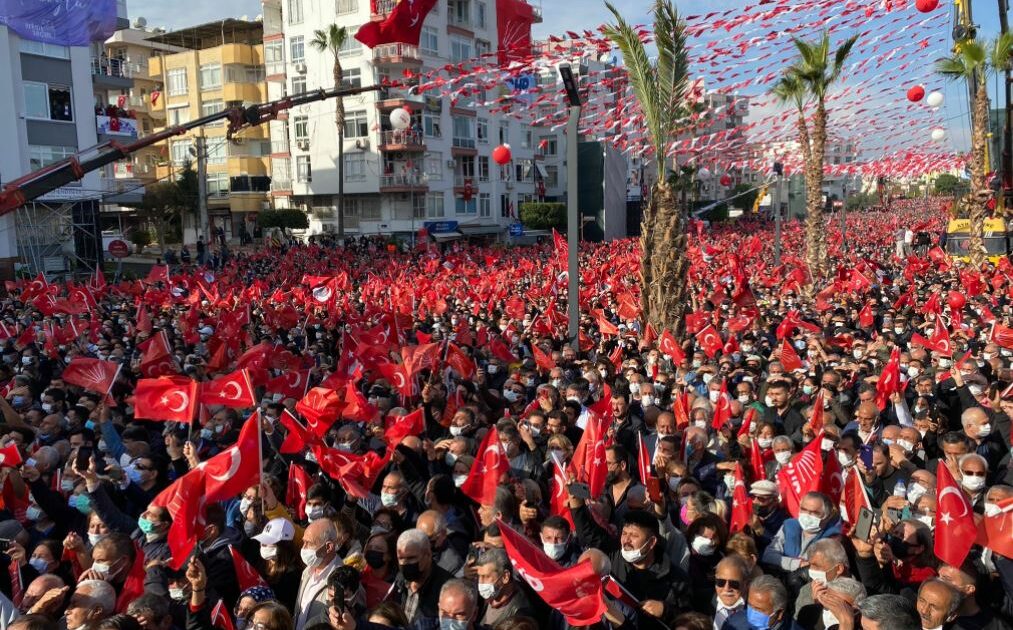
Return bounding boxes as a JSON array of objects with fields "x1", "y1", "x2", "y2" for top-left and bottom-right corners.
[{"x1": 263, "y1": 0, "x2": 551, "y2": 240}]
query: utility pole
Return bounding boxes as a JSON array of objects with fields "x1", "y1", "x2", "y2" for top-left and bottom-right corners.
[
  {"x1": 841, "y1": 181, "x2": 848, "y2": 251},
  {"x1": 773, "y1": 162, "x2": 784, "y2": 266},
  {"x1": 194, "y1": 133, "x2": 208, "y2": 244},
  {"x1": 1000, "y1": 0, "x2": 1012, "y2": 210},
  {"x1": 560, "y1": 64, "x2": 582, "y2": 351}
]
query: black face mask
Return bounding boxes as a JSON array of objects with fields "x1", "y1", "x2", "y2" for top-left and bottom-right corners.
[
  {"x1": 605, "y1": 471, "x2": 621, "y2": 485},
  {"x1": 400, "y1": 561, "x2": 423, "y2": 582},
  {"x1": 885, "y1": 534, "x2": 911, "y2": 559},
  {"x1": 364, "y1": 550, "x2": 385, "y2": 570}
]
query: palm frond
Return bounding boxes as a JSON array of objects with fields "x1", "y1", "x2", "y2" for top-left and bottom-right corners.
[
  {"x1": 309, "y1": 29, "x2": 329, "y2": 52},
  {"x1": 961, "y1": 41, "x2": 987, "y2": 68},
  {"x1": 935, "y1": 55, "x2": 973, "y2": 79},
  {"x1": 991, "y1": 32, "x2": 1013, "y2": 73},
  {"x1": 652, "y1": 0, "x2": 689, "y2": 125},
  {"x1": 831, "y1": 35, "x2": 858, "y2": 81}
]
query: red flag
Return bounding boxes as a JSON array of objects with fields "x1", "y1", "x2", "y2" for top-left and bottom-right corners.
[
  {"x1": 461, "y1": 427, "x2": 509, "y2": 506},
  {"x1": 264, "y1": 369, "x2": 311, "y2": 400},
  {"x1": 7, "y1": 563, "x2": 21, "y2": 609},
  {"x1": 0, "y1": 443, "x2": 23, "y2": 469},
  {"x1": 809, "y1": 392, "x2": 825, "y2": 434},
  {"x1": 383, "y1": 408, "x2": 425, "y2": 446},
  {"x1": 203, "y1": 413, "x2": 262, "y2": 503},
  {"x1": 659, "y1": 329, "x2": 685, "y2": 363},
  {"x1": 378, "y1": 362, "x2": 414, "y2": 398},
  {"x1": 711, "y1": 380, "x2": 732, "y2": 430},
  {"x1": 841, "y1": 467, "x2": 871, "y2": 527},
  {"x1": 200, "y1": 369, "x2": 256, "y2": 408},
  {"x1": 775, "y1": 436, "x2": 824, "y2": 517},
  {"x1": 934, "y1": 461, "x2": 977, "y2": 567},
  {"x1": 695, "y1": 325, "x2": 723, "y2": 358},
  {"x1": 400, "y1": 342, "x2": 441, "y2": 377},
  {"x1": 976, "y1": 497, "x2": 1013, "y2": 559},
  {"x1": 990, "y1": 321, "x2": 1013, "y2": 349},
  {"x1": 729, "y1": 464, "x2": 753, "y2": 534},
  {"x1": 570, "y1": 414, "x2": 608, "y2": 499},
  {"x1": 62, "y1": 358, "x2": 120, "y2": 402},
  {"x1": 818, "y1": 444, "x2": 844, "y2": 506},
  {"x1": 341, "y1": 381, "x2": 379, "y2": 423},
  {"x1": 157, "y1": 468, "x2": 206, "y2": 570},
  {"x1": 295, "y1": 387, "x2": 345, "y2": 436},
  {"x1": 874, "y1": 348, "x2": 902, "y2": 411},
  {"x1": 229, "y1": 545, "x2": 268, "y2": 591},
  {"x1": 115, "y1": 543, "x2": 146, "y2": 613},
  {"x1": 548, "y1": 452, "x2": 573, "y2": 526},
  {"x1": 445, "y1": 343, "x2": 476, "y2": 378},
  {"x1": 497, "y1": 519, "x2": 606, "y2": 626},
  {"x1": 138, "y1": 331, "x2": 177, "y2": 378},
  {"x1": 858, "y1": 303, "x2": 874, "y2": 329},
  {"x1": 749, "y1": 436, "x2": 766, "y2": 482},
  {"x1": 778, "y1": 338, "x2": 804, "y2": 372},
  {"x1": 636, "y1": 432, "x2": 652, "y2": 483},
  {"x1": 496, "y1": 0, "x2": 536, "y2": 65},
  {"x1": 133, "y1": 376, "x2": 199, "y2": 423},
  {"x1": 286, "y1": 462, "x2": 311, "y2": 520},
  {"x1": 279, "y1": 409, "x2": 318, "y2": 455},
  {"x1": 531, "y1": 344, "x2": 555, "y2": 371},
  {"x1": 211, "y1": 599, "x2": 236, "y2": 630}
]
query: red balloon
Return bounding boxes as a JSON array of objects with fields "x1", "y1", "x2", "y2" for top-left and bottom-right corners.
[
  {"x1": 492, "y1": 144, "x2": 512, "y2": 165},
  {"x1": 947, "y1": 291, "x2": 966, "y2": 310},
  {"x1": 719, "y1": 174, "x2": 732, "y2": 187},
  {"x1": 907, "y1": 85, "x2": 925, "y2": 103},
  {"x1": 915, "y1": 0, "x2": 939, "y2": 12}
]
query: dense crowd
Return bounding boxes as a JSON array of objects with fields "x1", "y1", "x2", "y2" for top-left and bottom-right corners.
[{"x1": 0, "y1": 196, "x2": 1007, "y2": 630}]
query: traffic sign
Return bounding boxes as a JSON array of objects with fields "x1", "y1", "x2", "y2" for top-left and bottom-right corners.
[
  {"x1": 107, "y1": 239, "x2": 130, "y2": 258},
  {"x1": 509, "y1": 223, "x2": 524, "y2": 237}
]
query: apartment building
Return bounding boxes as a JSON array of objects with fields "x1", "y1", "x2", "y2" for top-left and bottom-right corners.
[
  {"x1": 264, "y1": 0, "x2": 546, "y2": 240},
  {"x1": 147, "y1": 19, "x2": 271, "y2": 242},
  {"x1": 0, "y1": 3, "x2": 130, "y2": 278}
]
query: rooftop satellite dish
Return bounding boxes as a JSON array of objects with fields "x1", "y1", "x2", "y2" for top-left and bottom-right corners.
[{"x1": 133, "y1": 16, "x2": 147, "y2": 28}]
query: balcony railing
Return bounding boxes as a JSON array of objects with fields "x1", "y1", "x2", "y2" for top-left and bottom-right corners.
[
  {"x1": 380, "y1": 174, "x2": 428, "y2": 188},
  {"x1": 91, "y1": 57, "x2": 146, "y2": 80},
  {"x1": 271, "y1": 139, "x2": 290, "y2": 154},
  {"x1": 271, "y1": 178, "x2": 292, "y2": 192},
  {"x1": 96, "y1": 115, "x2": 139, "y2": 138},
  {"x1": 373, "y1": 43, "x2": 421, "y2": 63},
  {"x1": 452, "y1": 137, "x2": 476, "y2": 149},
  {"x1": 371, "y1": 0, "x2": 397, "y2": 15},
  {"x1": 453, "y1": 174, "x2": 476, "y2": 187},
  {"x1": 378, "y1": 130, "x2": 424, "y2": 148}
]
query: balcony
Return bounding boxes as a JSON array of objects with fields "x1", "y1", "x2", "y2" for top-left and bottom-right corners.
[
  {"x1": 96, "y1": 114, "x2": 139, "y2": 139},
  {"x1": 380, "y1": 173, "x2": 428, "y2": 193},
  {"x1": 271, "y1": 178, "x2": 292, "y2": 194},
  {"x1": 370, "y1": 0, "x2": 398, "y2": 20},
  {"x1": 378, "y1": 130, "x2": 425, "y2": 152},
  {"x1": 373, "y1": 43, "x2": 423, "y2": 66},
  {"x1": 375, "y1": 86, "x2": 424, "y2": 111},
  {"x1": 270, "y1": 138, "x2": 290, "y2": 155}
]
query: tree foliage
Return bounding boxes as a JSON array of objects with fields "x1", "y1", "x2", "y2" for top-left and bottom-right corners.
[
  {"x1": 933, "y1": 173, "x2": 963, "y2": 195},
  {"x1": 258, "y1": 209, "x2": 309, "y2": 230},
  {"x1": 520, "y1": 202, "x2": 566, "y2": 230},
  {"x1": 731, "y1": 183, "x2": 758, "y2": 211}
]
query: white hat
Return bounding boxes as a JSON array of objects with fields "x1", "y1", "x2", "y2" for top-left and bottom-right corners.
[
  {"x1": 253, "y1": 518, "x2": 295, "y2": 545},
  {"x1": 749, "y1": 480, "x2": 779, "y2": 497}
]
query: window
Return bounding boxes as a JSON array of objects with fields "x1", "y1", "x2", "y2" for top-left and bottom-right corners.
[
  {"x1": 290, "y1": 36, "x2": 305, "y2": 63},
  {"x1": 478, "y1": 156, "x2": 489, "y2": 182},
  {"x1": 20, "y1": 40, "x2": 69, "y2": 59},
  {"x1": 360, "y1": 197, "x2": 381, "y2": 220},
  {"x1": 342, "y1": 68, "x2": 361, "y2": 89},
  {"x1": 475, "y1": 39, "x2": 491, "y2": 57},
  {"x1": 28, "y1": 145, "x2": 75, "y2": 170},
  {"x1": 167, "y1": 68, "x2": 188, "y2": 96},
  {"x1": 344, "y1": 153, "x2": 366, "y2": 180},
  {"x1": 168, "y1": 105, "x2": 190, "y2": 126},
  {"x1": 498, "y1": 122, "x2": 509, "y2": 144},
  {"x1": 296, "y1": 155, "x2": 312, "y2": 182},
  {"x1": 475, "y1": 1, "x2": 486, "y2": 28},
  {"x1": 424, "y1": 112, "x2": 441, "y2": 138},
  {"x1": 223, "y1": 65, "x2": 266, "y2": 83},
  {"x1": 479, "y1": 193, "x2": 491, "y2": 217},
  {"x1": 450, "y1": 38, "x2": 472, "y2": 62},
  {"x1": 337, "y1": 0, "x2": 357, "y2": 14},
  {"x1": 344, "y1": 110, "x2": 368, "y2": 138},
  {"x1": 523, "y1": 130, "x2": 532, "y2": 149},
  {"x1": 206, "y1": 141, "x2": 226, "y2": 165},
  {"x1": 545, "y1": 165, "x2": 559, "y2": 188},
  {"x1": 199, "y1": 64, "x2": 222, "y2": 90},
  {"x1": 539, "y1": 136, "x2": 557, "y2": 156},
  {"x1": 456, "y1": 155, "x2": 475, "y2": 181},
  {"x1": 339, "y1": 35, "x2": 360, "y2": 57},
  {"x1": 452, "y1": 116, "x2": 474, "y2": 148},
  {"x1": 455, "y1": 197, "x2": 476, "y2": 215},
  {"x1": 291, "y1": 75, "x2": 306, "y2": 95},
  {"x1": 424, "y1": 153, "x2": 443, "y2": 181},
  {"x1": 170, "y1": 140, "x2": 190, "y2": 165},
  {"x1": 293, "y1": 115, "x2": 309, "y2": 140},
  {"x1": 426, "y1": 193, "x2": 445, "y2": 218},
  {"x1": 421, "y1": 27, "x2": 439, "y2": 55},
  {"x1": 207, "y1": 172, "x2": 229, "y2": 197},
  {"x1": 288, "y1": 0, "x2": 304, "y2": 23},
  {"x1": 202, "y1": 99, "x2": 225, "y2": 126},
  {"x1": 25, "y1": 82, "x2": 73, "y2": 122},
  {"x1": 265, "y1": 42, "x2": 284, "y2": 75},
  {"x1": 450, "y1": 0, "x2": 470, "y2": 26},
  {"x1": 476, "y1": 118, "x2": 488, "y2": 143}
]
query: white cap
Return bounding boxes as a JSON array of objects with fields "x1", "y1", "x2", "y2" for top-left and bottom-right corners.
[
  {"x1": 749, "y1": 480, "x2": 779, "y2": 497},
  {"x1": 253, "y1": 518, "x2": 295, "y2": 545}
]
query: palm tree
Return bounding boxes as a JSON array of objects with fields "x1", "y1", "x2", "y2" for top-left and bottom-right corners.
[
  {"x1": 604, "y1": 0, "x2": 692, "y2": 334},
  {"x1": 937, "y1": 34, "x2": 1013, "y2": 267},
  {"x1": 772, "y1": 32, "x2": 856, "y2": 278},
  {"x1": 311, "y1": 24, "x2": 349, "y2": 240}
]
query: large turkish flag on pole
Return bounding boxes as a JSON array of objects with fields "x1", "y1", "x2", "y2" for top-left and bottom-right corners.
[{"x1": 934, "y1": 462, "x2": 977, "y2": 567}]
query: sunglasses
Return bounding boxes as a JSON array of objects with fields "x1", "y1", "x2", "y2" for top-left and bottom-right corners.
[
  {"x1": 715, "y1": 578, "x2": 742, "y2": 590},
  {"x1": 961, "y1": 470, "x2": 986, "y2": 477}
]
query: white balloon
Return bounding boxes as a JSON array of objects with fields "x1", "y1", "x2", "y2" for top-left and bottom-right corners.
[
  {"x1": 931, "y1": 128, "x2": 946, "y2": 142},
  {"x1": 926, "y1": 91, "x2": 944, "y2": 108},
  {"x1": 389, "y1": 107, "x2": 411, "y2": 131}
]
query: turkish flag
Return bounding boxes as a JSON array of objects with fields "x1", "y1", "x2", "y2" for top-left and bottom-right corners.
[
  {"x1": 265, "y1": 370, "x2": 311, "y2": 400},
  {"x1": 695, "y1": 325, "x2": 723, "y2": 358},
  {"x1": 775, "y1": 435, "x2": 824, "y2": 517},
  {"x1": 487, "y1": 336, "x2": 517, "y2": 364},
  {"x1": 155, "y1": 467, "x2": 206, "y2": 570},
  {"x1": 378, "y1": 362, "x2": 414, "y2": 398},
  {"x1": 817, "y1": 443, "x2": 844, "y2": 506},
  {"x1": 229, "y1": 545, "x2": 267, "y2": 591},
  {"x1": 133, "y1": 376, "x2": 199, "y2": 423},
  {"x1": 990, "y1": 321, "x2": 1013, "y2": 349},
  {"x1": 729, "y1": 464, "x2": 753, "y2": 534},
  {"x1": 341, "y1": 381, "x2": 378, "y2": 422},
  {"x1": 531, "y1": 344, "x2": 555, "y2": 371},
  {"x1": 461, "y1": 427, "x2": 509, "y2": 506},
  {"x1": 547, "y1": 452, "x2": 573, "y2": 527},
  {"x1": 138, "y1": 331, "x2": 178, "y2": 378},
  {"x1": 384, "y1": 408, "x2": 425, "y2": 446},
  {"x1": 445, "y1": 343, "x2": 476, "y2": 378},
  {"x1": 874, "y1": 348, "x2": 902, "y2": 411},
  {"x1": 200, "y1": 369, "x2": 256, "y2": 408},
  {"x1": 934, "y1": 461, "x2": 977, "y2": 567},
  {"x1": 62, "y1": 358, "x2": 121, "y2": 401},
  {"x1": 295, "y1": 387, "x2": 345, "y2": 436},
  {"x1": 841, "y1": 467, "x2": 871, "y2": 527},
  {"x1": 312, "y1": 444, "x2": 391, "y2": 499},
  {"x1": 115, "y1": 543, "x2": 146, "y2": 613},
  {"x1": 570, "y1": 413, "x2": 608, "y2": 499},
  {"x1": 279, "y1": 409, "x2": 319, "y2": 454},
  {"x1": 636, "y1": 432, "x2": 652, "y2": 484},
  {"x1": 203, "y1": 413, "x2": 262, "y2": 503},
  {"x1": 659, "y1": 329, "x2": 685, "y2": 363},
  {"x1": 858, "y1": 303, "x2": 874, "y2": 328},
  {"x1": 976, "y1": 497, "x2": 1013, "y2": 559},
  {"x1": 210, "y1": 600, "x2": 235, "y2": 630},
  {"x1": 497, "y1": 519, "x2": 607, "y2": 626},
  {"x1": 286, "y1": 462, "x2": 311, "y2": 520},
  {"x1": 711, "y1": 380, "x2": 732, "y2": 430},
  {"x1": 749, "y1": 435, "x2": 766, "y2": 482},
  {"x1": 779, "y1": 338, "x2": 804, "y2": 372},
  {"x1": 0, "y1": 443, "x2": 23, "y2": 469}
]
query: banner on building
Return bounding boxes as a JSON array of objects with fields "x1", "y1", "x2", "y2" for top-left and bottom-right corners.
[
  {"x1": 496, "y1": 0, "x2": 535, "y2": 66},
  {"x1": 0, "y1": 0, "x2": 118, "y2": 46}
]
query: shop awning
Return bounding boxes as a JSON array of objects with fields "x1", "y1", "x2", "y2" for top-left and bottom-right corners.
[{"x1": 431, "y1": 231, "x2": 464, "y2": 241}]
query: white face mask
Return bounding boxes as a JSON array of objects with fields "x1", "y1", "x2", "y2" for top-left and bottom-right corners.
[
  {"x1": 542, "y1": 540, "x2": 567, "y2": 560},
  {"x1": 916, "y1": 514, "x2": 935, "y2": 529},
  {"x1": 897, "y1": 439, "x2": 915, "y2": 453},
  {"x1": 984, "y1": 502, "x2": 1002, "y2": 517},
  {"x1": 620, "y1": 540, "x2": 650, "y2": 564},
  {"x1": 962, "y1": 476, "x2": 986, "y2": 492},
  {"x1": 822, "y1": 609, "x2": 840, "y2": 629},
  {"x1": 88, "y1": 533, "x2": 104, "y2": 546},
  {"x1": 837, "y1": 452, "x2": 854, "y2": 468},
  {"x1": 694, "y1": 419, "x2": 709, "y2": 430},
  {"x1": 764, "y1": 396, "x2": 774, "y2": 407},
  {"x1": 169, "y1": 587, "x2": 187, "y2": 601},
  {"x1": 808, "y1": 568, "x2": 828, "y2": 584},
  {"x1": 757, "y1": 437, "x2": 773, "y2": 449},
  {"x1": 775, "y1": 451, "x2": 792, "y2": 465},
  {"x1": 908, "y1": 366, "x2": 921, "y2": 378},
  {"x1": 453, "y1": 474, "x2": 468, "y2": 487},
  {"x1": 478, "y1": 581, "x2": 499, "y2": 600},
  {"x1": 691, "y1": 536, "x2": 716, "y2": 556},
  {"x1": 260, "y1": 545, "x2": 278, "y2": 560},
  {"x1": 797, "y1": 513, "x2": 822, "y2": 533},
  {"x1": 938, "y1": 358, "x2": 952, "y2": 369},
  {"x1": 709, "y1": 390, "x2": 720, "y2": 403},
  {"x1": 820, "y1": 438, "x2": 835, "y2": 451},
  {"x1": 907, "y1": 483, "x2": 928, "y2": 503},
  {"x1": 738, "y1": 395, "x2": 751, "y2": 404},
  {"x1": 91, "y1": 561, "x2": 111, "y2": 578},
  {"x1": 449, "y1": 425, "x2": 465, "y2": 437},
  {"x1": 300, "y1": 546, "x2": 322, "y2": 568},
  {"x1": 978, "y1": 423, "x2": 992, "y2": 437},
  {"x1": 724, "y1": 474, "x2": 736, "y2": 489},
  {"x1": 380, "y1": 492, "x2": 399, "y2": 507},
  {"x1": 640, "y1": 395, "x2": 655, "y2": 407}
]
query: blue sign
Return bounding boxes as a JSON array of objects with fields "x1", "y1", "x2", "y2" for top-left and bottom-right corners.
[
  {"x1": 509, "y1": 223, "x2": 524, "y2": 237},
  {"x1": 423, "y1": 221, "x2": 459, "y2": 234},
  {"x1": 0, "y1": 0, "x2": 117, "y2": 46}
]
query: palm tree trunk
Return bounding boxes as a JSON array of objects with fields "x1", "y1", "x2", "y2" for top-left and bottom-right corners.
[
  {"x1": 968, "y1": 78, "x2": 990, "y2": 267},
  {"x1": 334, "y1": 56, "x2": 346, "y2": 240},
  {"x1": 641, "y1": 181, "x2": 688, "y2": 336},
  {"x1": 806, "y1": 103, "x2": 828, "y2": 278}
]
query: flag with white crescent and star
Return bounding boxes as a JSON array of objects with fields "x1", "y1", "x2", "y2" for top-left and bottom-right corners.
[
  {"x1": 132, "y1": 376, "x2": 199, "y2": 423},
  {"x1": 934, "y1": 461, "x2": 977, "y2": 567},
  {"x1": 199, "y1": 369, "x2": 257, "y2": 408}
]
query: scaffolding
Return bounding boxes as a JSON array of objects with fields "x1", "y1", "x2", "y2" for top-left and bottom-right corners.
[{"x1": 15, "y1": 197, "x2": 103, "y2": 281}]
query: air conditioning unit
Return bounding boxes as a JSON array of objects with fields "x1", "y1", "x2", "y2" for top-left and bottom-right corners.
[
  {"x1": 354, "y1": 138, "x2": 369, "y2": 150},
  {"x1": 294, "y1": 62, "x2": 307, "y2": 74},
  {"x1": 446, "y1": 159, "x2": 456, "y2": 168},
  {"x1": 296, "y1": 139, "x2": 309, "y2": 150}
]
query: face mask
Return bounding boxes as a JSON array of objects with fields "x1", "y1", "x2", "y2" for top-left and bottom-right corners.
[
  {"x1": 68, "y1": 494, "x2": 91, "y2": 514},
  {"x1": 125, "y1": 466, "x2": 143, "y2": 485},
  {"x1": 694, "y1": 419, "x2": 709, "y2": 430},
  {"x1": 200, "y1": 428, "x2": 213, "y2": 440},
  {"x1": 802, "y1": 385, "x2": 815, "y2": 396},
  {"x1": 907, "y1": 483, "x2": 928, "y2": 503},
  {"x1": 709, "y1": 390, "x2": 720, "y2": 403},
  {"x1": 962, "y1": 476, "x2": 986, "y2": 492},
  {"x1": 737, "y1": 395, "x2": 751, "y2": 405},
  {"x1": 692, "y1": 359, "x2": 703, "y2": 369},
  {"x1": 764, "y1": 396, "x2": 773, "y2": 407},
  {"x1": 260, "y1": 545, "x2": 278, "y2": 560},
  {"x1": 26, "y1": 506, "x2": 43, "y2": 522},
  {"x1": 691, "y1": 536, "x2": 716, "y2": 556},
  {"x1": 897, "y1": 438, "x2": 915, "y2": 453},
  {"x1": 629, "y1": 382, "x2": 641, "y2": 394},
  {"x1": 798, "y1": 513, "x2": 822, "y2": 533},
  {"x1": 169, "y1": 587, "x2": 187, "y2": 601},
  {"x1": 137, "y1": 516, "x2": 156, "y2": 535},
  {"x1": 444, "y1": 452, "x2": 458, "y2": 467},
  {"x1": 243, "y1": 521, "x2": 258, "y2": 536},
  {"x1": 724, "y1": 473, "x2": 736, "y2": 489},
  {"x1": 28, "y1": 557, "x2": 48, "y2": 574},
  {"x1": 853, "y1": 349, "x2": 864, "y2": 359},
  {"x1": 307, "y1": 506, "x2": 325, "y2": 521},
  {"x1": 486, "y1": 364, "x2": 499, "y2": 375},
  {"x1": 300, "y1": 546, "x2": 322, "y2": 568},
  {"x1": 239, "y1": 498, "x2": 252, "y2": 515},
  {"x1": 478, "y1": 581, "x2": 499, "y2": 600},
  {"x1": 938, "y1": 358, "x2": 952, "y2": 369},
  {"x1": 969, "y1": 386, "x2": 984, "y2": 397},
  {"x1": 821, "y1": 609, "x2": 840, "y2": 629},
  {"x1": 746, "y1": 605, "x2": 773, "y2": 630},
  {"x1": 364, "y1": 549, "x2": 386, "y2": 569},
  {"x1": 809, "y1": 567, "x2": 828, "y2": 583},
  {"x1": 668, "y1": 477, "x2": 681, "y2": 492},
  {"x1": 641, "y1": 395, "x2": 655, "y2": 407},
  {"x1": 91, "y1": 561, "x2": 111, "y2": 578},
  {"x1": 439, "y1": 619, "x2": 468, "y2": 630},
  {"x1": 757, "y1": 437, "x2": 772, "y2": 449},
  {"x1": 503, "y1": 390, "x2": 520, "y2": 403},
  {"x1": 543, "y1": 541, "x2": 567, "y2": 560},
  {"x1": 907, "y1": 366, "x2": 921, "y2": 378},
  {"x1": 400, "y1": 561, "x2": 423, "y2": 581},
  {"x1": 775, "y1": 451, "x2": 792, "y2": 465},
  {"x1": 453, "y1": 474, "x2": 467, "y2": 487},
  {"x1": 620, "y1": 539, "x2": 650, "y2": 564},
  {"x1": 820, "y1": 438, "x2": 835, "y2": 451},
  {"x1": 88, "y1": 533, "x2": 104, "y2": 546},
  {"x1": 978, "y1": 424, "x2": 992, "y2": 437},
  {"x1": 12, "y1": 396, "x2": 26, "y2": 408},
  {"x1": 41, "y1": 403, "x2": 52, "y2": 413},
  {"x1": 837, "y1": 452, "x2": 854, "y2": 468}
]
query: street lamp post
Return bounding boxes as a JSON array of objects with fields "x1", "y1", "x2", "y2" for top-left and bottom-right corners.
[{"x1": 560, "y1": 64, "x2": 582, "y2": 351}]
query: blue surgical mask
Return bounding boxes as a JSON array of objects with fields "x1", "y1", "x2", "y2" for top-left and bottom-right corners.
[{"x1": 746, "y1": 606, "x2": 773, "y2": 630}]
